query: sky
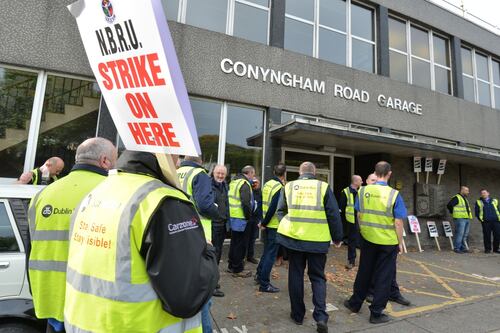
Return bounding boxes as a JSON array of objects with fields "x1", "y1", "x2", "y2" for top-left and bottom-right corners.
[{"x1": 429, "y1": 0, "x2": 500, "y2": 34}]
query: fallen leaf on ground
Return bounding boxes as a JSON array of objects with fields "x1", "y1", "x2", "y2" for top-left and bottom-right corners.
[{"x1": 227, "y1": 313, "x2": 237, "y2": 320}]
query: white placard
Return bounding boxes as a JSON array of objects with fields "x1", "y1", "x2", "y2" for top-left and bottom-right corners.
[
  {"x1": 437, "y1": 159, "x2": 447, "y2": 175},
  {"x1": 68, "y1": 0, "x2": 200, "y2": 155},
  {"x1": 442, "y1": 221, "x2": 453, "y2": 237},
  {"x1": 427, "y1": 221, "x2": 439, "y2": 238},
  {"x1": 413, "y1": 156, "x2": 422, "y2": 173},
  {"x1": 424, "y1": 157, "x2": 433, "y2": 172},
  {"x1": 408, "y1": 215, "x2": 421, "y2": 233}
]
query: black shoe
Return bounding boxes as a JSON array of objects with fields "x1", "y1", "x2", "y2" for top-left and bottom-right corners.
[
  {"x1": 316, "y1": 321, "x2": 328, "y2": 333},
  {"x1": 213, "y1": 288, "x2": 225, "y2": 297},
  {"x1": 290, "y1": 314, "x2": 303, "y2": 325},
  {"x1": 226, "y1": 268, "x2": 235, "y2": 273},
  {"x1": 247, "y1": 257, "x2": 259, "y2": 264},
  {"x1": 259, "y1": 284, "x2": 280, "y2": 293},
  {"x1": 343, "y1": 300, "x2": 359, "y2": 313},
  {"x1": 369, "y1": 313, "x2": 391, "y2": 324},
  {"x1": 485, "y1": 250, "x2": 492, "y2": 253},
  {"x1": 494, "y1": 250, "x2": 500, "y2": 253},
  {"x1": 232, "y1": 270, "x2": 252, "y2": 278},
  {"x1": 345, "y1": 263, "x2": 355, "y2": 270},
  {"x1": 365, "y1": 294, "x2": 374, "y2": 304},
  {"x1": 389, "y1": 295, "x2": 411, "y2": 306},
  {"x1": 454, "y1": 249, "x2": 464, "y2": 254}
]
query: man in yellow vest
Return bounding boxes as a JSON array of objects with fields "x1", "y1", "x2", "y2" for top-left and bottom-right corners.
[
  {"x1": 19, "y1": 156, "x2": 65, "y2": 185},
  {"x1": 64, "y1": 151, "x2": 219, "y2": 333},
  {"x1": 255, "y1": 163, "x2": 286, "y2": 293},
  {"x1": 28, "y1": 137, "x2": 117, "y2": 333},
  {"x1": 447, "y1": 186, "x2": 472, "y2": 253},
  {"x1": 277, "y1": 162, "x2": 343, "y2": 333},
  {"x1": 227, "y1": 165, "x2": 255, "y2": 278},
  {"x1": 339, "y1": 175, "x2": 362, "y2": 269},
  {"x1": 344, "y1": 161, "x2": 406, "y2": 324},
  {"x1": 475, "y1": 189, "x2": 500, "y2": 253}
]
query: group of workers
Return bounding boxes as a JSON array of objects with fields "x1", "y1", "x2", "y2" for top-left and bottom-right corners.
[{"x1": 25, "y1": 137, "x2": 500, "y2": 333}]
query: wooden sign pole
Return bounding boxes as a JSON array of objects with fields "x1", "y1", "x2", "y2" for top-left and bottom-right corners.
[
  {"x1": 448, "y1": 236, "x2": 454, "y2": 250},
  {"x1": 155, "y1": 153, "x2": 181, "y2": 189},
  {"x1": 434, "y1": 237, "x2": 441, "y2": 251},
  {"x1": 402, "y1": 238, "x2": 408, "y2": 253},
  {"x1": 415, "y1": 233, "x2": 423, "y2": 252}
]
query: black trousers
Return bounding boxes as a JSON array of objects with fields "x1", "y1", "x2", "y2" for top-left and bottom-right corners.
[
  {"x1": 287, "y1": 249, "x2": 328, "y2": 323},
  {"x1": 348, "y1": 239, "x2": 398, "y2": 316},
  {"x1": 346, "y1": 221, "x2": 360, "y2": 264},
  {"x1": 212, "y1": 224, "x2": 226, "y2": 264},
  {"x1": 246, "y1": 219, "x2": 259, "y2": 259},
  {"x1": 368, "y1": 271, "x2": 402, "y2": 299},
  {"x1": 228, "y1": 222, "x2": 250, "y2": 273},
  {"x1": 482, "y1": 221, "x2": 500, "y2": 252}
]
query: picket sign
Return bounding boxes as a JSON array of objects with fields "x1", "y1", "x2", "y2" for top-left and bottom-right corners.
[
  {"x1": 401, "y1": 228, "x2": 408, "y2": 253},
  {"x1": 68, "y1": 0, "x2": 200, "y2": 187},
  {"x1": 437, "y1": 159, "x2": 447, "y2": 185},
  {"x1": 427, "y1": 221, "x2": 441, "y2": 251},
  {"x1": 425, "y1": 157, "x2": 433, "y2": 184},
  {"x1": 408, "y1": 215, "x2": 423, "y2": 252},
  {"x1": 414, "y1": 156, "x2": 422, "y2": 183},
  {"x1": 442, "y1": 221, "x2": 454, "y2": 250}
]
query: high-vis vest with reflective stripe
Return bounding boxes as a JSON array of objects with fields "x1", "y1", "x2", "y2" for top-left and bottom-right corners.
[
  {"x1": 28, "y1": 169, "x2": 106, "y2": 322},
  {"x1": 262, "y1": 179, "x2": 283, "y2": 229},
  {"x1": 31, "y1": 168, "x2": 57, "y2": 185},
  {"x1": 64, "y1": 172, "x2": 202, "y2": 333},
  {"x1": 277, "y1": 179, "x2": 330, "y2": 242},
  {"x1": 342, "y1": 187, "x2": 355, "y2": 224},
  {"x1": 476, "y1": 198, "x2": 500, "y2": 222},
  {"x1": 229, "y1": 178, "x2": 252, "y2": 219},
  {"x1": 177, "y1": 165, "x2": 212, "y2": 241},
  {"x1": 358, "y1": 185, "x2": 399, "y2": 245},
  {"x1": 452, "y1": 194, "x2": 473, "y2": 219}
]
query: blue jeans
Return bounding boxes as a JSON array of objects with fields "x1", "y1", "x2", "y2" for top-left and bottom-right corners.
[
  {"x1": 454, "y1": 218, "x2": 470, "y2": 251},
  {"x1": 256, "y1": 228, "x2": 280, "y2": 288},
  {"x1": 201, "y1": 298, "x2": 212, "y2": 333}
]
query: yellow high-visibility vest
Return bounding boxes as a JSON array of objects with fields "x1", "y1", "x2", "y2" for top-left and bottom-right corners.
[
  {"x1": 342, "y1": 187, "x2": 355, "y2": 224},
  {"x1": 262, "y1": 179, "x2": 283, "y2": 229},
  {"x1": 229, "y1": 178, "x2": 252, "y2": 219},
  {"x1": 277, "y1": 179, "x2": 330, "y2": 242},
  {"x1": 64, "y1": 172, "x2": 202, "y2": 333},
  {"x1": 452, "y1": 194, "x2": 473, "y2": 219},
  {"x1": 476, "y1": 198, "x2": 500, "y2": 221},
  {"x1": 358, "y1": 184, "x2": 399, "y2": 245},
  {"x1": 28, "y1": 169, "x2": 105, "y2": 322}
]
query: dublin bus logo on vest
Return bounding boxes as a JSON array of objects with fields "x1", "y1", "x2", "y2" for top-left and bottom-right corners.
[
  {"x1": 41, "y1": 205, "x2": 73, "y2": 218},
  {"x1": 102, "y1": 0, "x2": 116, "y2": 23}
]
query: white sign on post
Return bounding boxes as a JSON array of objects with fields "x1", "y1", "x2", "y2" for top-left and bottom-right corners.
[
  {"x1": 414, "y1": 156, "x2": 421, "y2": 183},
  {"x1": 427, "y1": 221, "x2": 441, "y2": 251},
  {"x1": 442, "y1": 221, "x2": 454, "y2": 250},
  {"x1": 407, "y1": 215, "x2": 423, "y2": 252},
  {"x1": 437, "y1": 159, "x2": 447, "y2": 185},
  {"x1": 425, "y1": 157, "x2": 433, "y2": 184},
  {"x1": 68, "y1": 0, "x2": 200, "y2": 156}
]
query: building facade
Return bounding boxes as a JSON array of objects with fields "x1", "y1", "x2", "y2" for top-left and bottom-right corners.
[{"x1": 2, "y1": 0, "x2": 500, "y2": 248}]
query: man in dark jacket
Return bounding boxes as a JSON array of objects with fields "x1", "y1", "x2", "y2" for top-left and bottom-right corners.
[
  {"x1": 246, "y1": 177, "x2": 262, "y2": 264},
  {"x1": 227, "y1": 165, "x2": 255, "y2": 278},
  {"x1": 277, "y1": 162, "x2": 343, "y2": 333},
  {"x1": 211, "y1": 164, "x2": 230, "y2": 297},
  {"x1": 475, "y1": 189, "x2": 500, "y2": 253}
]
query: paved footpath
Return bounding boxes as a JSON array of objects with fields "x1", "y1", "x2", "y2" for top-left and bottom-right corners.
[{"x1": 210, "y1": 245, "x2": 500, "y2": 333}]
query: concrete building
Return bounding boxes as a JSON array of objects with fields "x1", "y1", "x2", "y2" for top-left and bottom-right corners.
[{"x1": 2, "y1": 0, "x2": 500, "y2": 248}]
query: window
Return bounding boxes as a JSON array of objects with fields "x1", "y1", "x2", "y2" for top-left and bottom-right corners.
[
  {"x1": 285, "y1": 0, "x2": 376, "y2": 73},
  {"x1": 462, "y1": 47, "x2": 500, "y2": 109},
  {"x1": 389, "y1": 17, "x2": 452, "y2": 95},
  {"x1": 0, "y1": 67, "x2": 38, "y2": 178},
  {"x1": 164, "y1": 0, "x2": 270, "y2": 45},
  {"x1": 0, "y1": 202, "x2": 19, "y2": 252},
  {"x1": 188, "y1": 97, "x2": 264, "y2": 178},
  {"x1": 34, "y1": 75, "x2": 101, "y2": 177}
]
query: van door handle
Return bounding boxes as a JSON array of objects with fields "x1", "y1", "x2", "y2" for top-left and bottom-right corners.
[{"x1": 0, "y1": 262, "x2": 10, "y2": 269}]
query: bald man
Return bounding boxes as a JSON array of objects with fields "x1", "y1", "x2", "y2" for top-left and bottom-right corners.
[
  {"x1": 19, "y1": 157, "x2": 65, "y2": 185},
  {"x1": 339, "y1": 175, "x2": 363, "y2": 269},
  {"x1": 366, "y1": 173, "x2": 377, "y2": 185}
]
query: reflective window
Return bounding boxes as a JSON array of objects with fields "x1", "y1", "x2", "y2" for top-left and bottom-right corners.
[
  {"x1": 166, "y1": 0, "x2": 270, "y2": 45},
  {"x1": 285, "y1": 18, "x2": 314, "y2": 56},
  {"x1": 475, "y1": 53, "x2": 489, "y2": 81},
  {"x1": 434, "y1": 66, "x2": 451, "y2": 95},
  {"x1": 461, "y1": 48, "x2": 473, "y2": 75},
  {"x1": 412, "y1": 58, "x2": 431, "y2": 89},
  {"x1": 190, "y1": 98, "x2": 222, "y2": 164},
  {"x1": 411, "y1": 26, "x2": 430, "y2": 60},
  {"x1": 463, "y1": 76, "x2": 475, "y2": 102},
  {"x1": 495, "y1": 87, "x2": 500, "y2": 110},
  {"x1": 34, "y1": 76, "x2": 101, "y2": 177},
  {"x1": 0, "y1": 67, "x2": 37, "y2": 178},
  {"x1": 185, "y1": 0, "x2": 227, "y2": 33},
  {"x1": 286, "y1": 0, "x2": 314, "y2": 21},
  {"x1": 225, "y1": 105, "x2": 263, "y2": 178},
  {"x1": 233, "y1": 2, "x2": 269, "y2": 44},
  {"x1": 493, "y1": 60, "x2": 500, "y2": 85},
  {"x1": 352, "y1": 39, "x2": 374, "y2": 73},
  {"x1": 319, "y1": 0, "x2": 346, "y2": 32},
  {"x1": 285, "y1": 0, "x2": 375, "y2": 73},
  {"x1": 351, "y1": 3, "x2": 373, "y2": 41},
  {"x1": 433, "y1": 35, "x2": 449, "y2": 67},
  {"x1": 477, "y1": 81, "x2": 491, "y2": 107},
  {"x1": 319, "y1": 28, "x2": 346, "y2": 65},
  {"x1": 389, "y1": 18, "x2": 406, "y2": 51},
  {"x1": 390, "y1": 51, "x2": 407, "y2": 83},
  {"x1": 0, "y1": 202, "x2": 19, "y2": 252}
]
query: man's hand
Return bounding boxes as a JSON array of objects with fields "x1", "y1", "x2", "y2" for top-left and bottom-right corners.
[
  {"x1": 398, "y1": 243, "x2": 404, "y2": 254},
  {"x1": 333, "y1": 241, "x2": 342, "y2": 248},
  {"x1": 18, "y1": 172, "x2": 33, "y2": 184},
  {"x1": 258, "y1": 223, "x2": 266, "y2": 230}
]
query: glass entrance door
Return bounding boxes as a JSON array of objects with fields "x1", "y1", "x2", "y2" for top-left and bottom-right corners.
[{"x1": 282, "y1": 148, "x2": 333, "y2": 185}]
